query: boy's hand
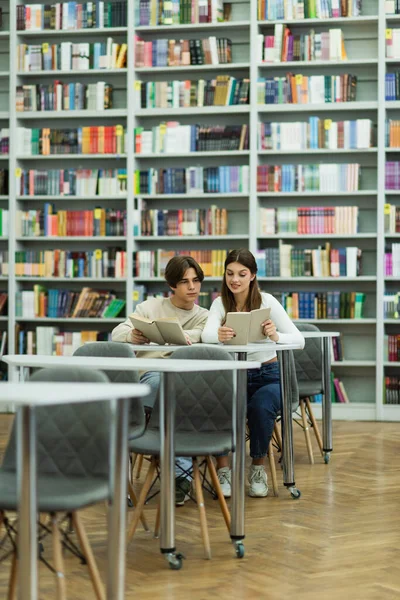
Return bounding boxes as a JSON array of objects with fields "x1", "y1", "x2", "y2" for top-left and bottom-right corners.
[
  {"x1": 218, "y1": 326, "x2": 236, "y2": 343},
  {"x1": 130, "y1": 329, "x2": 150, "y2": 344}
]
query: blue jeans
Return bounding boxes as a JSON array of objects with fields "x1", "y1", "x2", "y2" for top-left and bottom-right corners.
[
  {"x1": 139, "y1": 371, "x2": 192, "y2": 479},
  {"x1": 247, "y1": 362, "x2": 282, "y2": 459}
]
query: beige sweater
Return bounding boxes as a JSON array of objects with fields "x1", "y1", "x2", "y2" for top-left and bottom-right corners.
[{"x1": 111, "y1": 297, "x2": 209, "y2": 366}]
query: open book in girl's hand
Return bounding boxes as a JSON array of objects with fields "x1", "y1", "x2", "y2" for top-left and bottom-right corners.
[
  {"x1": 129, "y1": 314, "x2": 188, "y2": 345},
  {"x1": 224, "y1": 307, "x2": 271, "y2": 345}
]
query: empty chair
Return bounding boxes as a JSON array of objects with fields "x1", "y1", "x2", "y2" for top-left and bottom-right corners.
[
  {"x1": 127, "y1": 345, "x2": 235, "y2": 560},
  {"x1": 0, "y1": 367, "x2": 112, "y2": 599}
]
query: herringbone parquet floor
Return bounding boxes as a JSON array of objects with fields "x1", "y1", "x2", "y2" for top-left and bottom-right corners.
[{"x1": 0, "y1": 416, "x2": 399, "y2": 600}]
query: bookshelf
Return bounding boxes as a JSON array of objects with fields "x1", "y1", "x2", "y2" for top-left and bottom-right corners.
[{"x1": 0, "y1": 0, "x2": 399, "y2": 418}]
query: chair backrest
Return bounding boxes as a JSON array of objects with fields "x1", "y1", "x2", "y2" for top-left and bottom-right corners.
[
  {"x1": 2, "y1": 367, "x2": 111, "y2": 479},
  {"x1": 294, "y1": 323, "x2": 323, "y2": 385},
  {"x1": 73, "y1": 342, "x2": 144, "y2": 427},
  {"x1": 147, "y1": 345, "x2": 234, "y2": 433}
]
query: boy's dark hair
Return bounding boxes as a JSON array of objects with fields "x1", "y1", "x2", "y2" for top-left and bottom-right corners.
[{"x1": 165, "y1": 255, "x2": 204, "y2": 288}]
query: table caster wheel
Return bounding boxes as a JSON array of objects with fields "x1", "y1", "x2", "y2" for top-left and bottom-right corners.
[
  {"x1": 289, "y1": 486, "x2": 301, "y2": 499},
  {"x1": 127, "y1": 496, "x2": 134, "y2": 508},
  {"x1": 166, "y1": 552, "x2": 184, "y2": 570},
  {"x1": 234, "y1": 542, "x2": 245, "y2": 559},
  {"x1": 324, "y1": 453, "x2": 330, "y2": 464}
]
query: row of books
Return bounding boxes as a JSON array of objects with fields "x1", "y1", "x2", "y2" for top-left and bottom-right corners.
[
  {"x1": 275, "y1": 291, "x2": 366, "y2": 320},
  {"x1": 385, "y1": 243, "x2": 400, "y2": 277},
  {"x1": 0, "y1": 293, "x2": 7, "y2": 316},
  {"x1": 15, "y1": 248, "x2": 127, "y2": 279},
  {"x1": 0, "y1": 129, "x2": 8, "y2": 155},
  {"x1": 16, "y1": 82, "x2": 114, "y2": 112},
  {"x1": 258, "y1": 245, "x2": 362, "y2": 278},
  {"x1": 257, "y1": 74, "x2": 357, "y2": 105},
  {"x1": 332, "y1": 374, "x2": 350, "y2": 403},
  {"x1": 257, "y1": 163, "x2": 360, "y2": 193},
  {"x1": 18, "y1": 168, "x2": 127, "y2": 196},
  {"x1": 17, "y1": 3, "x2": 127, "y2": 30},
  {"x1": 331, "y1": 334, "x2": 344, "y2": 362},
  {"x1": 134, "y1": 206, "x2": 228, "y2": 236},
  {"x1": 384, "y1": 377, "x2": 400, "y2": 404},
  {"x1": 384, "y1": 203, "x2": 400, "y2": 234},
  {"x1": 0, "y1": 170, "x2": 8, "y2": 196},
  {"x1": 135, "y1": 0, "x2": 226, "y2": 25},
  {"x1": 134, "y1": 124, "x2": 249, "y2": 154},
  {"x1": 16, "y1": 208, "x2": 126, "y2": 238},
  {"x1": 134, "y1": 36, "x2": 232, "y2": 68},
  {"x1": 257, "y1": 0, "x2": 363, "y2": 20},
  {"x1": 17, "y1": 40, "x2": 127, "y2": 72},
  {"x1": 17, "y1": 126, "x2": 126, "y2": 156},
  {"x1": 259, "y1": 206, "x2": 360, "y2": 235},
  {"x1": 133, "y1": 249, "x2": 228, "y2": 278},
  {"x1": 384, "y1": 292, "x2": 399, "y2": 319},
  {"x1": 385, "y1": 334, "x2": 400, "y2": 362},
  {"x1": 259, "y1": 27, "x2": 347, "y2": 63},
  {"x1": 134, "y1": 166, "x2": 250, "y2": 194},
  {"x1": 0, "y1": 210, "x2": 9, "y2": 237},
  {"x1": 385, "y1": 72, "x2": 400, "y2": 101},
  {"x1": 16, "y1": 328, "x2": 111, "y2": 357},
  {"x1": 385, "y1": 162, "x2": 400, "y2": 190},
  {"x1": 385, "y1": 120, "x2": 400, "y2": 149},
  {"x1": 258, "y1": 118, "x2": 373, "y2": 151},
  {"x1": 135, "y1": 77, "x2": 250, "y2": 108},
  {"x1": 16, "y1": 287, "x2": 126, "y2": 319},
  {"x1": 386, "y1": 30, "x2": 400, "y2": 59},
  {"x1": 0, "y1": 252, "x2": 8, "y2": 276}
]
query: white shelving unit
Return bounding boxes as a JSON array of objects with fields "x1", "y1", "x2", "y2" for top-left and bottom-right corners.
[{"x1": 0, "y1": 0, "x2": 398, "y2": 418}]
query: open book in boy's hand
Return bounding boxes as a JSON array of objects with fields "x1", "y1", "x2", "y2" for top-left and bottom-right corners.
[
  {"x1": 224, "y1": 307, "x2": 272, "y2": 345},
  {"x1": 128, "y1": 314, "x2": 188, "y2": 345}
]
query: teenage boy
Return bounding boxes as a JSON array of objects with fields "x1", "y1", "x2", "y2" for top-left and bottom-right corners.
[{"x1": 111, "y1": 255, "x2": 208, "y2": 505}]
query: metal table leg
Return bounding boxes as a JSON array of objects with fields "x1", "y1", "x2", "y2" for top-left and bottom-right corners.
[
  {"x1": 230, "y1": 352, "x2": 247, "y2": 559},
  {"x1": 159, "y1": 373, "x2": 182, "y2": 570},
  {"x1": 279, "y1": 351, "x2": 301, "y2": 499},
  {"x1": 17, "y1": 405, "x2": 38, "y2": 600},
  {"x1": 321, "y1": 337, "x2": 333, "y2": 464},
  {"x1": 108, "y1": 397, "x2": 129, "y2": 600}
]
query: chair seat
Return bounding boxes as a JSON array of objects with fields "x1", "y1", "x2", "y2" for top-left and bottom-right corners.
[
  {"x1": 298, "y1": 381, "x2": 323, "y2": 398},
  {"x1": 0, "y1": 470, "x2": 108, "y2": 512},
  {"x1": 130, "y1": 428, "x2": 234, "y2": 457}
]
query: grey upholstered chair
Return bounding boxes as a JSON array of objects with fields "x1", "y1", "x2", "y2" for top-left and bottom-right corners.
[
  {"x1": 73, "y1": 341, "x2": 149, "y2": 526},
  {"x1": 127, "y1": 345, "x2": 234, "y2": 560},
  {"x1": 293, "y1": 323, "x2": 324, "y2": 464},
  {"x1": 0, "y1": 367, "x2": 111, "y2": 600}
]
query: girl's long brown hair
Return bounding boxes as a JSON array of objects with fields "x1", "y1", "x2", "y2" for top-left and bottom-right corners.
[{"x1": 221, "y1": 249, "x2": 262, "y2": 318}]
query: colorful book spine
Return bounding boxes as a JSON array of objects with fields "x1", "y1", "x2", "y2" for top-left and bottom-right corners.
[
  {"x1": 18, "y1": 168, "x2": 127, "y2": 196},
  {"x1": 259, "y1": 206, "x2": 359, "y2": 234},
  {"x1": 133, "y1": 249, "x2": 228, "y2": 277},
  {"x1": 257, "y1": 73, "x2": 357, "y2": 104},
  {"x1": 134, "y1": 166, "x2": 250, "y2": 194},
  {"x1": 257, "y1": 164, "x2": 360, "y2": 192},
  {"x1": 272, "y1": 291, "x2": 365, "y2": 319},
  {"x1": 16, "y1": 207, "x2": 126, "y2": 237}
]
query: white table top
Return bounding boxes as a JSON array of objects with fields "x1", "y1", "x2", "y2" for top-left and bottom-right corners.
[
  {"x1": 301, "y1": 331, "x2": 340, "y2": 338},
  {"x1": 0, "y1": 382, "x2": 150, "y2": 407},
  {"x1": 127, "y1": 342, "x2": 304, "y2": 353},
  {"x1": 2, "y1": 355, "x2": 261, "y2": 372}
]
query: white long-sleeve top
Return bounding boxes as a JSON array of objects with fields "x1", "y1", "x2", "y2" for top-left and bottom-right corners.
[{"x1": 201, "y1": 292, "x2": 305, "y2": 362}]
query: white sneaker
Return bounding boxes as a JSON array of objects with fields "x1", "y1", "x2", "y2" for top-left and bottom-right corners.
[
  {"x1": 248, "y1": 465, "x2": 268, "y2": 497},
  {"x1": 217, "y1": 467, "x2": 231, "y2": 498}
]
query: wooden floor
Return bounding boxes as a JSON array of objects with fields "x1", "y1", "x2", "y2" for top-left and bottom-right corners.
[{"x1": 0, "y1": 416, "x2": 400, "y2": 600}]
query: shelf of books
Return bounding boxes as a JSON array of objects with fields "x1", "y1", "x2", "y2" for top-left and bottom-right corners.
[{"x1": 0, "y1": 0, "x2": 396, "y2": 417}]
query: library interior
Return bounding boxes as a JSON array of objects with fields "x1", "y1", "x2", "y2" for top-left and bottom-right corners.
[{"x1": 0, "y1": 1, "x2": 399, "y2": 599}]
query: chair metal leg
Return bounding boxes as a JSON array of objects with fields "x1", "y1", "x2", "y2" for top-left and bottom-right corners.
[
  {"x1": 154, "y1": 500, "x2": 161, "y2": 539},
  {"x1": 268, "y1": 442, "x2": 279, "y2": 497},
  {"x1": 127, "y1": 479, "x2": 150, "y2": 532},
  {"x1": 206, "y1": 457, "x2": 231, "y2": 532},
  {"x1": 300, "y1": 400, "x2": 314, "y2": 465},
  {"x1": 72, "y1": 513, "x2": 105, "y2": 600},
  {"x1": 7, "y1": 551, "x2": 18, "y2": 600},
  {"x1": 127, "y1": 458, "x2": 157, "y2": 544},
  {"x1": 51, "y1": 514, "x2": 67, "y2": 600},
  {"x1": 305, "y1": 397, "x2": 324, "y2": 457},
  {"x1": 193, "y1": 458, "x2": 211, "y2": 560},
  {"x1": 135, "y1": 454, "x2": 144, "y2": 479}
]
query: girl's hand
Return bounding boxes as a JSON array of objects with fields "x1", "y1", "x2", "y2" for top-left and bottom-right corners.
[
  {"x1": 218, "y1": 326, "x2": 236, "y2": 343},
  {"x1": 262, "y1": 319, "x2": 279, "y2": 342},
  {"x1": 130, "y1": 328, "x2": 150, "y2": 344},
  {"x1": 184, "y1": 333, "x2": 193, "y2": 345}
]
